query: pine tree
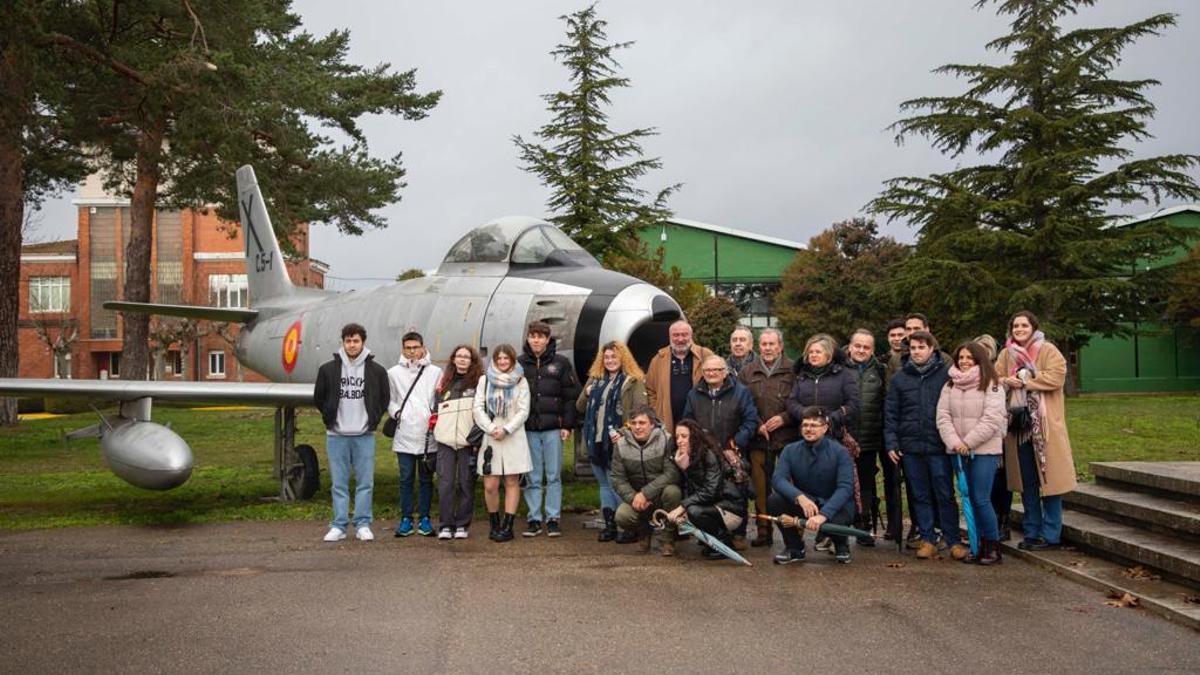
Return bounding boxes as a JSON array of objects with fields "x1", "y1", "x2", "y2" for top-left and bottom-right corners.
[
  {"x1": 868, "y1": 0, "x2": 1200, "y2": 385},
  {"x1": 41, "y1": 0, "x2": 440, "y2": 379},
  {"x1": 514, "y1": 3, "x2": 679, "y2": 262}
]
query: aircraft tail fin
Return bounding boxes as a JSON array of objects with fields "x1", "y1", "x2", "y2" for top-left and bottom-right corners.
[{"x1": 236, "y1": 165, "x2": 294, "y2": 303}]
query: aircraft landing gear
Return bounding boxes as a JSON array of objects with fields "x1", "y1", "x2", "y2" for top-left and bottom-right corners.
[{"x1": 274, "y1": 405, "x2": 319, "y2": 500}]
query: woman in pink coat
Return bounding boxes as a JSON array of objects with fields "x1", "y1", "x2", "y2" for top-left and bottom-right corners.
[{"x1": 937, "y1": 341, "x2": 1007, "y2": 565}]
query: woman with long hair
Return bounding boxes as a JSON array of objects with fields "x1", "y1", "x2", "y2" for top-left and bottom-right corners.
[
  {"x1": 665, "y1": 418, "x2": 747, "y2": 559},
  {"x1": 577, "y1": 340, "x2": 648, "y2": 542},
  {"x1": 432, "y1": 345, "x2": 485, "y2": 540},
  {"x1": 995, "y1": 311, "x2": 1077, "y2": 551},
  {"x1": 975, "y1": 333, "x2": 1013, "y2": 542},
  {"x1": 472, "y1": 344, "x2": 531, "y2": 543},
  {"x1": 937, "y1": 341, "x2": 1007, "y2": 564}
]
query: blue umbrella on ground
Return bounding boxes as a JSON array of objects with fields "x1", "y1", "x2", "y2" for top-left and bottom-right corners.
[
  {"x1": 651, "y1": 510, "x2": 752, "y2": 566},
  {"x1": 953, "y1": 455, "x2": 979, "y2": 557}
]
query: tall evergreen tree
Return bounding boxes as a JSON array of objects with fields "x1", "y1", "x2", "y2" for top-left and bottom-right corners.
[
  {"x1": 42, "y1": 0, "x2": 440, "y2": 380},
  {"x1": 868, "y1": 0, "x2": 1200, "y2": 385},
  {"x1": 514, "y1": 3, "x2": 678, "y2": 262}
]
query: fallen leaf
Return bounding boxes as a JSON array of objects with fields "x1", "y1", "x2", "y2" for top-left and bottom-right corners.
[
  {"x1": 1104, "y1": 591, "x2": 1140, "y2": 608},
  {"x1": 1122, "y1": 565, "x2": 1161, "y2": 581},
  {"x1": 885, "y1": 562, "x2": 905, "y2": 569},
  {"x1": 1182, "y1": 594, "x2": 1200, "y2": 605},
  {"x1": 1068, "y1": 559, "x2": 1088, "y2": 567}
]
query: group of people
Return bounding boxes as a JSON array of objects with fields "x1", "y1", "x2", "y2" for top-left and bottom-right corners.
[{"x1": 312, "y1": 309, "x2": 1076, "y2": 568}]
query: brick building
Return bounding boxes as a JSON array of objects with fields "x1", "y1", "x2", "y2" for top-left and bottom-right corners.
[{"x1": 18, "y1": 177, "x2": 327, "y2": 381}]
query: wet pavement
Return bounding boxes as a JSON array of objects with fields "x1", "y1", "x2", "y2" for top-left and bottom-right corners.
[{"x1": 1, "y1": 516, "x2": 1196, "y2": 673}]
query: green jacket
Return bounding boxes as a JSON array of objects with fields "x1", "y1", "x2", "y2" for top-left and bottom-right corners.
[
  {"x1": 610, "y1": 424, "x2": 679, "y2": 504},
  {"x1": 849, "y1": 356, "x2": 886, "y2": 454}
]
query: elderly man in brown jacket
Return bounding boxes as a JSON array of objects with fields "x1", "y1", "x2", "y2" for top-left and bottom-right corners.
[
  {"x1": 738, "y1": 328, "x2": 797, "y2": 547},
  {"x1": 645, "y1": 320, "x2": 714, "y2": 432}
]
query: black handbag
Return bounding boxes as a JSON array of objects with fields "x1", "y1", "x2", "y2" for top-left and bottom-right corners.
[
  {"x1": 466, "y1": 424, "x2": 484, "y2": 447},
  {"x1": 383, "y1": 365, "x2": 426, "y2": 439}
]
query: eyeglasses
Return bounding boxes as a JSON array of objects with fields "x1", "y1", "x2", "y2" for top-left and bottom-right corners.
[
  {"x1": 702, "y1": 367, "x2": 726, "y2": 373},
  {"x1": 801, "y1": 422, "x2": 828, "y2": 429}
]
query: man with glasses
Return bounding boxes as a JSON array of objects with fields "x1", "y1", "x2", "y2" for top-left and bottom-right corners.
[
  {"x1": 681, "y1": 354, "x2": 760, "y2": 549},
  {"x1": 387, "y1": 331, "x2": 442, "y2": 538},
  {"x1": 768, "y1": 406, "x2": 857, "y2": 565}
]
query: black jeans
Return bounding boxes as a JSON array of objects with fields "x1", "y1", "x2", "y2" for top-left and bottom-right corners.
[
  {"x1": 436, "y1": 443, "x2": 476, "y2": 530},
  {"x1": 855, "y1": 450, "x2": 881, "y2": 530},
  {"x1": 686, "y1": 503, "x2": 745, "y2": 541},
  {"x1": 766, "y1": 491, "x2": 853, "y2": 553}
]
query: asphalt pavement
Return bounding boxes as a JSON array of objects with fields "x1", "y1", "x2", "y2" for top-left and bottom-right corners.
[{"x1": 1, "y1": 516, "x2": 1196, "y2": 673}]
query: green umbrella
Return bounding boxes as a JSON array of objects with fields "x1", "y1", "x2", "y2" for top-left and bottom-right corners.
[{"x1": 755, "y1": 513, "x2": 872, "y2": 540}]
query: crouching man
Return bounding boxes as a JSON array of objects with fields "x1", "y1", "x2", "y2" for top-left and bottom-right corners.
[
  {"x1": 768, "y1": 406, "x2": 856, "y2": 565},
  {"x1": 610, "y1": 406, "x2": 681, "y2": 554}
]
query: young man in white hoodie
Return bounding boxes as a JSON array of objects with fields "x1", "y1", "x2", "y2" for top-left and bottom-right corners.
[
  {"x1": 313, "y1": 323, "x2": 390, "y2": 542},
  {"x1": 387, "y1": 331, "x2": 443, "y2": 538}
]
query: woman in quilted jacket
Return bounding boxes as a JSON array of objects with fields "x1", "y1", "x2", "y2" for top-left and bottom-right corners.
[{"x1": 936, "y1": 341, "x2": 1006, "y2": 564}]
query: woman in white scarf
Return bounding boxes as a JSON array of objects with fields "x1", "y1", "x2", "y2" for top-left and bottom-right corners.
[{"x1": 473, "y1": 343, "x2": 531, "y2": 542}]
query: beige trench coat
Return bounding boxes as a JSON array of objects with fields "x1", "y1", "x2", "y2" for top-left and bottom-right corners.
[{"x1": 996, "y1": 341, "x2": 1078, "y2": 497}]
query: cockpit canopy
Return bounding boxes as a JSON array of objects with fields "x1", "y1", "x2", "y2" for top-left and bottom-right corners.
[{"x1": 441, "y1": 217, "x2": 598, "y2": 268}]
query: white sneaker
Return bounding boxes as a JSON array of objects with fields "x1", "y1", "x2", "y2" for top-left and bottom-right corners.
[
  {"x1": 323, "y1": 527, "x2": 346, "y2": 542},
  {"x1": 453, "y1": 528, "x2": 469, "y2": 540},
  {"x1": 437, "y1": 527, "x2": 453, "y2": 540},
  {"x1": 355, "y1": 526, "x2": 375, "y2": 541}
]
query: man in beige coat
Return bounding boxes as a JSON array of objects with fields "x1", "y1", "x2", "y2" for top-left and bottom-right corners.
[{"x1": 644, "y1": 320, "x2": 714, "y2": 432}]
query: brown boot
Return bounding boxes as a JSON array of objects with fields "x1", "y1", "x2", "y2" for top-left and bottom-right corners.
[
  {"x1": 915, "y1": 541, "x2": 937, "y2": 559},
  {"x1": 732, "y1": 535, "x2": 749, "y2": 551},
  {"x1": 638, "y1": 527, "x2": 652, "y2": 553},
  {"x1": 660, "y1": 538, "x2": 675, "y2": 557},
  {"x1": 949, "y1": 543, "x2": 970, "y2": 561}
]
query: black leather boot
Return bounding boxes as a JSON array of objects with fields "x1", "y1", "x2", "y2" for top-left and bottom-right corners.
[
  {"x1": 494, "y1": 513, "x2": 515, "y2": 542},
  {"x1": 978, "y1": 539, "x2": 1001, "y2": 566},
  {"x1": 598, "y1": 508, "x2": 617, "y2": 542},
  {"x1": 488, "y1": 512, "x2": 501, "y2": 541}
]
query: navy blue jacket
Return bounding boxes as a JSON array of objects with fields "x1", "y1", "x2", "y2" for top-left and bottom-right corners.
[
  {"x1": 771, "y1": 436, "x2": 855, "y2": 519},
  {"x1": 681, "y1": 375, "x2": 760, "y2": 451},
  {"x1": 786, "y1": 359, "x2": 860, "y2": 438},
  {"x1": 883, "y1": 352, "x2": 950, "y2": 455}
]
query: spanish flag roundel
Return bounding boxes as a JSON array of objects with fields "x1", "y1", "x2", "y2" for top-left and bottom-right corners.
[{"x1": 281, "y1": 321, "x2": 302, "y2": 374}]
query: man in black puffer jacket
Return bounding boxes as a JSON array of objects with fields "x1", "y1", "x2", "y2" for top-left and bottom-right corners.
[
  {"x1": 518, "y1": 321, "x2": 581, "y2": 538},
  {"x1": 846, "y1": 328, "x2": 887, "y2": 545}
]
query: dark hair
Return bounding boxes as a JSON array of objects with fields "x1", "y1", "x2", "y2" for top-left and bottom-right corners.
[
  {"x1": 401, "y1": 331, "x2": 424, "y2": 345},
  {"x1": 949, "y1": 342, "x2": 998, "y2": 391},
  {"x1": 438, "y1": 344, "x2": 483, "y2": 393},
  {"x1": 800, "y1": 406, "x2": 830, "y2": 423},
  {"x1": 1009, "y1": 310, "x2": 1040, "y2": 333},
  {"x1": 674, "y1": 418, "x2": 720, "y2": 465},
  {"x1": 341, "y1": 323, "x2": 366, "y2": 341},
  {"x1": 904, "y1": 312, "x2": 929, "y2": 329},
  {"x1": 491, "y1": 343, "x2": 519, "y2": 369},
  {"x1": 908, "y1": 330, "x2": 939, "y2": 351},
  {"x1": 885, "y1": 318, "x2": 906, "y2": 333},
  {"x1": 526, "y1": 321, "x2": 552, "y2": 337},
  {"x1": 629, "y1": 404, "x2": 658, "y2": 424}
]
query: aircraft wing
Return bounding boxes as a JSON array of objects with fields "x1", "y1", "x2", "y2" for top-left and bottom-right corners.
[
  {"x1": 0, "y1": 378, "x2": 313, "y2": 405},
  {"x1": 104, "y1": 301, "x2": 259, "y2": 323}
]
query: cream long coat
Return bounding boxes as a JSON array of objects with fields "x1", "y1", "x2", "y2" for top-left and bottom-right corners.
[
  {"x1": 472, "y1": 375, "x2": 532, "y2": 476},
  {"x1": 995, "y1": 341, "x2": 1077, "y2": 497}
]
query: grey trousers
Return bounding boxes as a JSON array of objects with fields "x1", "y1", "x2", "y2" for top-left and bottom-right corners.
[{"x1": 436, "y1": 443, "x2": 476, "y2": 530}]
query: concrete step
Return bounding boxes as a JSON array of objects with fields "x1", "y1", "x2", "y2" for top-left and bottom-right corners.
[
  {"x1": 1092, "y1": 462, "x2": 1200, "y2": 501},
  {"x1": 1012, "y1": 503, "x2": 1200, "y2": 588},
  {"x1": 1066, "y1": 482, "x2": 1200, "y2": 540},
  {"x1": 1000, "y1": 541, "x2": 1200, "y2": 632}
]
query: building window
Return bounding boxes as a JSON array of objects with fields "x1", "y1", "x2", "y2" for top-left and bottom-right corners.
[
  {"x1": 105, "y1": 352, "x2": 121, "y2": 379},
  {"x1": 208, "y1": 350, "x2": 226, "y2": 378},
  {"x1": 167, "y1": 351, "x2": 183, "y2": 377},
  {"x1": 29, "y1": 276, "x2": 71, "y2": 313},
  {"x1": 53, "y1": 351, "x2": 71, "y2": 379},
  {"x1": 209, "y1": 274, "x2": 249, "y2": 308}
]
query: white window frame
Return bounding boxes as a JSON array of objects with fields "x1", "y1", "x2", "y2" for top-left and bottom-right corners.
[
  {"x1": 29, "y1": 276, "x2": 71, "y2": 313},
  {"x1": 208, "y1": 274, "x2": 249, "y2": 308},
  {"x1": 208, "y1": 350, "x2": 226, "y2": 379}
]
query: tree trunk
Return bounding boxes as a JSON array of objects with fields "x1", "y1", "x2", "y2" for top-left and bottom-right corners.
[
  {"x1": 120, "y1": 118, "x2": 166, "y2": 381},
  {"x1": 0, "y1": 45, "x2": 29, "y2": 425}
]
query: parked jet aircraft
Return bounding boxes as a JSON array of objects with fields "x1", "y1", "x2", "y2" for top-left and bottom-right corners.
[{"x1": 0, "y1": 166, "x2": 682, "y2": 498}]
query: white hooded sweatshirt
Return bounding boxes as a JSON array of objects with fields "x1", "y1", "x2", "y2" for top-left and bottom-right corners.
[
  {"x1": 387, "y1": 352, "x2": 442, "y2": 454},
  {"x1": 331, "y1": 346, "x2": 372, "y2": 436}
]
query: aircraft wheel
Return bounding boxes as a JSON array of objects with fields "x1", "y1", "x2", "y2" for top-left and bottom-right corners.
[{"x1": 285, "y1": 444, "x2": 320, "y2": 500}]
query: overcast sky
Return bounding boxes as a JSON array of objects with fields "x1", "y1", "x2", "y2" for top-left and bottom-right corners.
[{"x1": 31, "y1": 1, "x2": 1200, "y2": 290}]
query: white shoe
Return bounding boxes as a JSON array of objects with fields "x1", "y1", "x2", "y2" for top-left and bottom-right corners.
[
  {"x1": 323, "y1": 527, "x2": 346, "y2": 542},
  {"x1": 355, "y1": 526, "x2": 375, "y2": 541},
  {"x1": 437, "y1": 527, "x2": 453, "y2": 540},
  {"x1": 453, "y1": 528, "x2": 469, "y2": 539}
]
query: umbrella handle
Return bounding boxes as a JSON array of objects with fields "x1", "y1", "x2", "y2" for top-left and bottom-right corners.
[{"x1": 650, "y1": 509, "x2": 674, "y2": 530}]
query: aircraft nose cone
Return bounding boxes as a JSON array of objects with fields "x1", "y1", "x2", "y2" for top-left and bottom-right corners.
[{"x1": 101, "y1": 421, "x2": 194, "y2": 490}]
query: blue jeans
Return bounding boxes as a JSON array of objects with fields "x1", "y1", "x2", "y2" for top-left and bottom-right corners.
[
  {"x1": 396, "y1": 453, "x2": 434, "y2": 519},
  {"x1": 525, "y1": 430, "x2": 563, "y2": 522},
  {"x1": 326, "y1": 433, "x2": 375, "y2": 530},
  {"x1": 964, "y1": 454, "x2": 1000, "y2": 541},
  {"x1": 902, "y1": 453, "x2": 960, "y2": 546},
  {"x1": 592, "y1": 463, "x2": 619, "y2": 512},
  {"x1": 1017, "y1": 441, "x2": 1063, "y2": 544}
]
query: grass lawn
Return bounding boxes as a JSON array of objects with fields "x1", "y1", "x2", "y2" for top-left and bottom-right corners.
[{"x1": 1, "y1": 394, "x2": 1197, "y2": 530}]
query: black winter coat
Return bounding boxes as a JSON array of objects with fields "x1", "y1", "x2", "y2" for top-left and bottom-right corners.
[
  {"x1": 314, "y1": 352, "x2": 390, "y2": 432},
  {"x1": 674, "y1": 447, "x2": 744, "y2": 513},
  {"x1": 518, "y1": 338, "x2": 581, "y2": 431},
  {"x1": 849, "y1": 357, "x2": 886, "y2": 454},
  {"x1": 786, "y1": 360, "x2": 860, "y2": 437},
  {"x1": 883, "y1": 352, "x2": 950, "y2": 455},
  {"x1": 681, "y1": 375, "x2": 761, "y2": 451}
]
